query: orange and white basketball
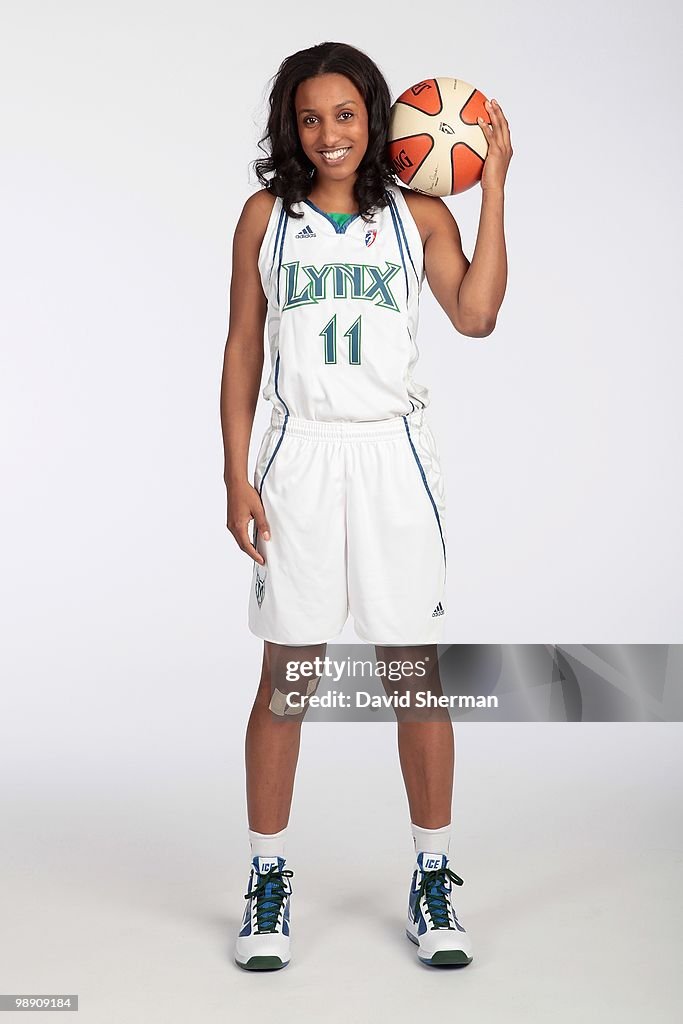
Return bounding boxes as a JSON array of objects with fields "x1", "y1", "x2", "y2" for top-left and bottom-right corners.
[{"x1": 388, "y1": 77, "x2": 491, "y2": 197}]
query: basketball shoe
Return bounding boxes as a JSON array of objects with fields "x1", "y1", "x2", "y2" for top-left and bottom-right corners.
[
  {"x1": 406, "y1": 852, "x2": 473, "y2": 966},
  {"x1": 234, "y1": 855, "x2": 294, "y2": 970}
]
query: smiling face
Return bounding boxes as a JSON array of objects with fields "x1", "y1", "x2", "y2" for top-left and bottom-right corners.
[{"x1": 294, "y1": 73, "x2": 369, "y2": 184}]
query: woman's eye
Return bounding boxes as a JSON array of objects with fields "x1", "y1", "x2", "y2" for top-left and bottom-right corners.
[{"x1": 302, "y1": 112, "x2": 353, "y2": 126}]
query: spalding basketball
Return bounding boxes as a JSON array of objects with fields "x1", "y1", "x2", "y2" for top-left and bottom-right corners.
[{"x1": 388, "y1": 78, "x2": 491, "y2": 197}]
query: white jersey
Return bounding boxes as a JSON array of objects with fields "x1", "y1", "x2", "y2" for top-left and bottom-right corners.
[{"x1": 256, "y1": 181, "x2": 430, "y2": 422}]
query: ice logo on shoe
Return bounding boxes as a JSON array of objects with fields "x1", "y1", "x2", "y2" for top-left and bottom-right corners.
[
  {"x1": 256, "y1": 856, "x2": 280, "y2": 873},
  {"x1": 255, "y1": 564, "x2": 267, "y2": 608},
  {"x1": 422, "y1": 854, "x2": 446, "y2": 871}
]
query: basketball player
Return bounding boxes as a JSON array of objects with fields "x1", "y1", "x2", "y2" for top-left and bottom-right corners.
[{"x1": 220, "y1": 42, "x2": 512, "y2": 969}]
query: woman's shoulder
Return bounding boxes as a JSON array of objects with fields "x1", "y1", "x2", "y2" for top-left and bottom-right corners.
[
  {"x1": 233, "y1": 189, "x2": 280, "y2": 261},
  {"x1": 232, "y1": 189, "x2": 280, "y2": 269},
  {"x1": 394, "y1": 184, "x2": 452, "y2": 247},
  {"x1": 239, "y1": 187, "x2": 278, "y2": 229}
]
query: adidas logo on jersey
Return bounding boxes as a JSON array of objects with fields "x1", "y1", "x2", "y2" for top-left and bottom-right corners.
[
  {"x1": 432, "y1": 602, "x2": 444, "y2": 617},
  {"x1": 295, "y1": 225, "x2": 316, "y2": 239}
]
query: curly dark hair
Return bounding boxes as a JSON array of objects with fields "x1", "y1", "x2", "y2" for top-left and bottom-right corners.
[{"x1": 252, "y1": 41, "x2": 397, "y2": 222}]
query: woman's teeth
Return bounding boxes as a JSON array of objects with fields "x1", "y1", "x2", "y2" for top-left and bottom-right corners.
[{"x1": 321, "y1": 147, "x2": 350, "y2": 162}]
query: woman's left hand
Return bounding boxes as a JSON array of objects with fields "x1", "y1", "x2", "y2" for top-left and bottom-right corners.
[{"x1": 477, "y1": 98, "x2": 513, "y2": 192}]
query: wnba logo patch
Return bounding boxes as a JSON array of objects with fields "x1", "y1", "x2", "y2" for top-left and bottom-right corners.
[
  {"x1": 364, "y1": 227, "x2": 377, "y2": 247},
  {"x1": 255, "y1": 564, "x2": 267, "y2": 607}
]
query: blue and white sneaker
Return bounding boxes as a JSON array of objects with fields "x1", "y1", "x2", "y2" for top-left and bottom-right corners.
[
  {"x1": 234, "y1": 855, "x2": 294, "y2": 970},
  {"x1": 406, "y1": 852, "x2": 473, "y2": 966}
]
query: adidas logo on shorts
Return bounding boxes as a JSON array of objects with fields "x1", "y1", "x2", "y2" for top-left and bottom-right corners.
[
  {"x1": 295, "y1": 225, "x2": 316, "y2": 239},
  {"x1": 432, "y1": 601, "x2": 444, "y2": 617}
]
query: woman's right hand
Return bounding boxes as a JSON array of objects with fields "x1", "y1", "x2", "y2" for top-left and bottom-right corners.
[{"x1": 226, "y1": 480, "x2": 271, "y2": 565}]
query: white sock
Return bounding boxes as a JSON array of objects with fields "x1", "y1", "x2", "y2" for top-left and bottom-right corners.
[
  {"x1": 248, "y1": 826, "x2": 288, "y2": 861},
  {"x1": 411, "y1": 821, "x2": 452, "y2": 858}
]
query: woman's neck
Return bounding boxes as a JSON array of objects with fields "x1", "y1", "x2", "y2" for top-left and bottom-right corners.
[{"x1": 307, "y1": 178, "x2": 358, "y2": 215}]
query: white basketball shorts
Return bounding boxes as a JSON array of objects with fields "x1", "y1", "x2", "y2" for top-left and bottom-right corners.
[{"x1": 247, "y1": 408, "x2": 448, "y2": 645}]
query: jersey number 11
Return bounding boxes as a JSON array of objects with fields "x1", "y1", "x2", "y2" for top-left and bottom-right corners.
[{"x1": 320, "y1": 314, "x2": 362, "y2": 365}]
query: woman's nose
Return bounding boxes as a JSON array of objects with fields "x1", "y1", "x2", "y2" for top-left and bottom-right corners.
[{"x1": 319, "y1": 123, "x2": 343, "y2": 147}]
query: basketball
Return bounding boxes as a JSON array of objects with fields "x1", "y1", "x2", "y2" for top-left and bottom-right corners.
[{"x1": 388, "y1": 77, "x2": 491, "y2": 197}]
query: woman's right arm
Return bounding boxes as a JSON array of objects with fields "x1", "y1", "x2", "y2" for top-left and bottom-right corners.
[{"x1": 220, "y1": 190, "x2": 275, "y2": 565}]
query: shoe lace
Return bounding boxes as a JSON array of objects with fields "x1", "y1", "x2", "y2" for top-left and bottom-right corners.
[
  {"x1": 416, "y1": 866, "x2": 464, "y2": 930},
  {"x1": 244, "y1": 866, "x2": 294, "y2": 934}
]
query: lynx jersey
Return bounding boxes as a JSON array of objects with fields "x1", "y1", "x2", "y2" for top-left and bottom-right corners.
[{"x1": 257, "y1": 182, "x2": 430, "y2": 422}]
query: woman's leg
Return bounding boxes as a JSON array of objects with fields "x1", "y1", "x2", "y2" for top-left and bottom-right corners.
[
  {"x1": 245, "y1": 640, "x2": 323, "y2": 833},
  {"x1": 396, "y1": 718, "x2": 454, "y2": 827},
  {"x1": 375, "y1": 644, "x2": 454, "y2": 828}
]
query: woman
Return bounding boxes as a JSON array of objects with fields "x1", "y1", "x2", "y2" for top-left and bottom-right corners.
[{"x1": 220, "y1": 41, "x2": 512, "y2": 970}]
